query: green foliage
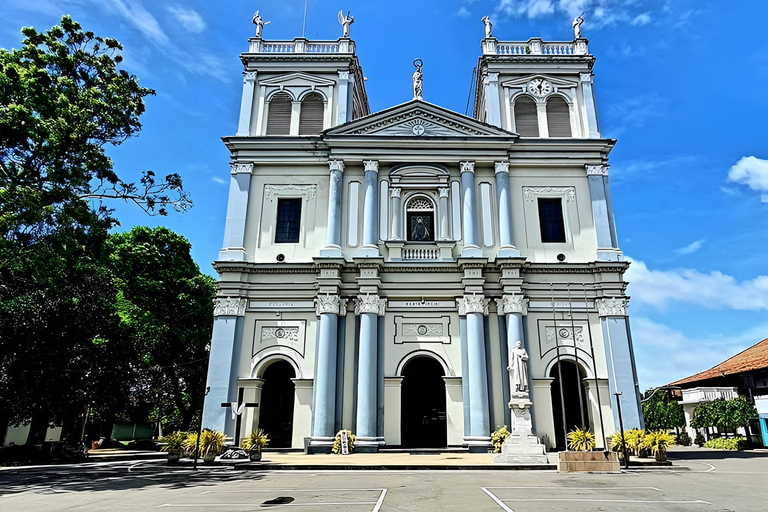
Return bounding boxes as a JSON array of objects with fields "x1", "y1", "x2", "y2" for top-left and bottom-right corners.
[
  {"x1": 159, "y1": 430, "x2": 188, "y2": 452},
  {"x1": 567, "y1": 427, "x2": 596, "y2": 451},
  {"x1": 610, "y1": 429, "x2": 647, "y2": 456},
  {"x1": 703, "y1": 437, "x2": 747, "y2": 450},
  {"x1": 690, "y1": 398, "x2": 757, "y2": 434},
  {"x1": 0, "y1": 16, "x2": 189, "y2": 245},
  {"x1": 642, "y1": 430, "x2": 676, "y2": 457},
  {"x1": 694, "y1": 432, "x2": 705, "y2": 447},
  {"x1": 677, "y1": 431, "x2": 692, "y2": 446},
  {"x1": 642, "y1": 389, "x2": 686, "y2": 430},
  {"x1": 241, "y1": 430, "x2": 269, "y2": 452},
  {"x1": 331, "y1": 430, "x2": 357, "y2": 454},
  {"x1": 491, "y1": 425, "x2": 510, "y2": 453}
]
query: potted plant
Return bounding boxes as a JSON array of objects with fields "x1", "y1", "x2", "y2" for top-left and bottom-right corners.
[
  {"x1": 160, "y1": 430, "x2": 188, "y2": 464},
  {"x1": 491, "y1": 426, "x2": 511, "y2": 453},
  {"x1": 331, "y1": 430, "x2": 356, "y2": 454},
  {"x1": 241, "y1": 429, "x2": 269, "y2": 461},
  {"x1": 566, "y1": 427, "x2": 596, "y2": 451},
  {"x1": 643, "y1": 430, "x2": 676, "y2": 462},
  {"x1": 183, "y1": 429, "x2": 226, "y2": 464}
]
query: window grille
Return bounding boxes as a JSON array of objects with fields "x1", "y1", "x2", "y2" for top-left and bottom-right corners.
[
  {"x1": 546, "y1": 96, "x2": 572, "y2": 137},
  {"x1": 514, "y1": 95, "x2": 539, "y2": 137},
  {"x1": 266, "y1": 92, "x2": 292, "y2": 135}
]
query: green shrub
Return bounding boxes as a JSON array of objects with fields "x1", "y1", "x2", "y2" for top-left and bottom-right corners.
[
  {"x1": 677, "y1": 432, "x2": 692, "y2": 446},
  {"x1": 491, "y1": 426, "x2": 511, "y2": 453},
  {"x1": 694, "y1": 432, "x2": 705, "y2": 447},
  {"x1": 567, "y1": 428, "x2": 596, "y2": 451},
  {"x1": 703, "y1": 437, "x2": 747, "y2": 450},
  {"x1": 159, "y1": 430, "x2": 188, "y2": 452}
]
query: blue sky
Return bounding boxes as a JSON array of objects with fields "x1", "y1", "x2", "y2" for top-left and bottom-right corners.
[{"x1": 2, "y1": 1, "x2": 767, "y2": 390}]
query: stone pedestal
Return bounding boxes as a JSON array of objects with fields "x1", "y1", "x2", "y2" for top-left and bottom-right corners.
[{"x1": 493, "y1": 397, "x2": 548, "y2": 464}]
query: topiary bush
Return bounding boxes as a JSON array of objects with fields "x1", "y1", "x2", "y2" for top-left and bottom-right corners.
[{"x1": 677, "y1": 431, "x2": 692, "y2": 446}]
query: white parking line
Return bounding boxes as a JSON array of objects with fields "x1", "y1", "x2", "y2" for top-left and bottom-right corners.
[
  {"x1": 481, "y1": 487, "x2": 514, "y2": 512},
  {"x1": 507, "y1": 498, "x2": 711, "y2": 504},
  {"x1": 158, "y1": 488, "x2": 388, "y2": 511}
]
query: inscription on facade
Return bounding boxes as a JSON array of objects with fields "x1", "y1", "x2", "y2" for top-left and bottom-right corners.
[
  {"x1": 253, "y1": 320, "x2": 306, "y2": 357},
  {"x1": 394, "y1": 316, "x2": 451, "y2": 344}
]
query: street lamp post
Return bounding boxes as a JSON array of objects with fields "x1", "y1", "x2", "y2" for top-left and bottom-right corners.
[{"x1": 614, "y1": 391, "x2": 629, "y2": 469}]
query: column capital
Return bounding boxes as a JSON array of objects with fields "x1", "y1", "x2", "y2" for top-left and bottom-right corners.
[
  {"x1": 438, "y1": 187, "x2": 450, "y2": 198},
  {"x1": 460, "y1": 161, "x2": 475, "y2": 174},
  {"x1": 213, "y1": 297, "x2": 247, "y2": 317},
  {"x1": 230, "y1": 162, "x2": 253, "y2": 175},
  {"x1": 586, "y1": 164, "x2": 609, "y2": 176},
  {"x1": 338, "y1": 70, "x2": 350, "y2": 80},
  {"x1": 457, "y1": 294, "x2": 490, "y2": 316},
  {"x1": 580, "y1": 72, "x2": 593, "y2": 83},
  {"x1": 596, "y1": 297, "x2": 629, "y2": 317},
  {"x1": 390, "y1": 187, "x2": 402, "y2": 198},
  {"x1": 243, "y1": 71, "x2": 257, "y2": 82},
  {"x1": 328, "y1": 160, "x2": 345, "y2": 173},
  {"x1": 495, "y1": 295, "x2": 528, "y2": 315},
  {"x1": 353, "y1": 294, "x2": 387, "y2": 316},
  {"x1": 314, "y1": 294, "x2": 347, "y2": 316},
  {"x1": 483, "y1": 72, "x2": 499, "y2": 84},
  {"x1": 494, "y1": 161, "x2": 510, "y2": 174},
  {"x1": 363, "y1": 160, "x2": 379, "y2": 173}
]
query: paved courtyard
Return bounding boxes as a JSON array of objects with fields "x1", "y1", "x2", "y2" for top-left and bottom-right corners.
[{"x1": 1, "y1": 448, "x2": 766, "y2": 511}]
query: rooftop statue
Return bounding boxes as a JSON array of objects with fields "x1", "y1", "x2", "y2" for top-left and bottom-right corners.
[
  {"x1": 252, "y1": 11, "x2": 271, "y2": 38},
  {"x1": 572, "y1": 14, "x2": 584, "y2": 39},
  {"x1": 412, "y1": 59, "x2": 423, "y2": 101},
  {"x1": 338, "y1": 11, "x2": 354, "y2": 38},
  {"x1": 481, "y1": 15, "x2": 493, "y2": 38}
]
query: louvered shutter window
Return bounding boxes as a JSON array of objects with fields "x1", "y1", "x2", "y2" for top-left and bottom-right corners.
[
  {"x1": 266, "y1": 92, "x2": 292, "y2": 135},
  {"x1": 514, "y1": 96, "x2": 539, "y2": 137},
  {"x1": 546, "y1": 96, "x2": 572, "y2": 137},
  {"x1": 299, "y1": 93, "x2": 325, "y2": 135}
]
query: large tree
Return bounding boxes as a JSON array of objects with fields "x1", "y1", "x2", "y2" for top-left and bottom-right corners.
[
  {"x1": 642, "y1": 388, "x2": 686, "y2": 431},
  {"x1": 107, "y1": 227, "x2": 215, "y2": 431}
]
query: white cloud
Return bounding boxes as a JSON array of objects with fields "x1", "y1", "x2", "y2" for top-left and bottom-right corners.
[
  {"x1": 105, "y1": 0, "x2": 170, "y2": 46},
  {"x1": 167, "y1": 5, "x2": 206, "y2": 34},
  {"x1": 211, "y1": 176, "x2": 227, "y2": 185},
  {"x1": 631, "y1": 316, "x2": 768, "y2": 388},
  {"x1": 625, "y1": 259, "x2": 768, "y2": 311},
  {"x1": 673, "y1": 239, "x2": 704, "y2": 256},
  {"x1": 727, "y1": 156, "x2": 768, "y2": 202},
  {"x1": 631, "y1": 12, "x2": 652, "y2": 25},
  {"x1": 496, "y1": 0, "x2": 554, "y2": 18},
  {"x1": 454, "y1": 7, "x2": 471, "y2": 18}
]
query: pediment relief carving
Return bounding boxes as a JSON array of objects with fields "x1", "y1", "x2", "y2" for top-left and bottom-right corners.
[{"x1": 502, "y1": 75, "x2": 578, "y2": 88}]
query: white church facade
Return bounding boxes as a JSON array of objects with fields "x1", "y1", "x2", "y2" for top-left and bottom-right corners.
[{"x1": 201, "y1": 16, "x2": 644, "y2": 453}]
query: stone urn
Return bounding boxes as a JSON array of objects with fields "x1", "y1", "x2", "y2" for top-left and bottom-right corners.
[{"x1": 249, "y1": 447, "x2": 262, "y2": 462}]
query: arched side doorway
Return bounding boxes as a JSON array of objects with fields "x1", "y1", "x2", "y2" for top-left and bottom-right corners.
[
  {"x1": 401, "y1": 356, "x2": 447, "y2": 448},
  {"x1": 259, "y1": 360, "x2": 296, "y2": 448},
  {"x1": 550, "y1": 360, "x2": 589, "y2": 450}
]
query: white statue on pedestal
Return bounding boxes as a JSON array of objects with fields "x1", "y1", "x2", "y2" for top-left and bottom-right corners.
[
  {"x1": 481, "y1": 16, "x2": 493, "y2": 38},
  {"x1": 508, "y1": 340, "x2": 529, "y2": 394},
  {"x1": 572, "y1": 14, "x2": 584, "y2": 39},
  {"x1": 338, "y1": 11, "x2": 354, "y2": 38},
  {"x1": 252, "y1": 11, "x2": 271, "y2": 38},
  {"x1": 412, "y1": 59, "x2": 423, "y2": 100}
]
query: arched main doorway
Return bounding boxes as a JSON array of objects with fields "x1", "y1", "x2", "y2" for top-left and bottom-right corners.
[
  {"x1": 259, "y1": 360, "x2": 296, "y2": 448},
  {"x1": 550, "y1": 360, "x2": 589, "y2": 450},
  {"x1": 400, "y1": 356, "x2": 447, "y2": 448}
]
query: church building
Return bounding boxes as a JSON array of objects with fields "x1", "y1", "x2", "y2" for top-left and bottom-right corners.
[{"x1": 201, "y1": 14, "x2": 644, "y2": 454}]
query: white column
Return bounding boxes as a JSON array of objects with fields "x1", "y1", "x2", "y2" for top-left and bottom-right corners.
[
  {"x1": 483, "y1": 72, "x2": 501, "y2": 127},
  {"x1": 438, "y1": 187, "x2": 450, "y2": 240},
  {"x1": 457, "y1": 295, "x2": 491, "y2": 451},
  {"x1": 354, "y1": 294, "x2": 386, "y2": 451},
  {"x1": 219, "y1": 163, "x2": 252, "y2": 261},
  {"x1": 361, "y1": 160, "x2": 380, "y2": 256},
  {"x1": 587, "y1": 165, "x2": 623, "y2": 261},
  {"x1": 580, "y1": 72, "x2": 600, "y2": 138},
  {"x1": 336, "y1": 71, "x2": 350, "y2": 126},
  {"x1": 320, "y1": 160, "x2": 344, "y2": 257},
  {"x1": 202, "y1": 298, "x2": 247, "y2": 435},
  {"x1": 494, "y1": 161, "x2": 519, "y2": 257},
  {"x1": 460, "y1": 161, "x2": 482, "y2": 257},
  {"x1": 236, "y1": 71, "x2": 257, "y2": 136},
  {"x1": 389, "y1": 187, "x2": 402, "y2": 240}
]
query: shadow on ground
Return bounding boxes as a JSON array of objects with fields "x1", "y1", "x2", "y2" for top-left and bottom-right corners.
[
  {"x1": 668, "y1": 447, "x2": 768, "y2": 460},
  {"x1": 0, "y1": 461, "x2": 265, "y2": 495}
]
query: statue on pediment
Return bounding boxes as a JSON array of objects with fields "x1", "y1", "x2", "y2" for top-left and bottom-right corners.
[
  {"x1": 412, "y1": 59, "x2": 423, "y2": 100},
  {"x1": 252, "y1": 11, "x2": 271, "y2": 38},
  {"x1": 338, "y1": 11, "x2": 354, "y2": 38},
  {"x1": 481, "y1": 16, "x2": 493, "y2": 38}
]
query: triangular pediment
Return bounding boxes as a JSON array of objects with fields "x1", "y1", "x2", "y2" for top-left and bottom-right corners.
[
  {"x1": 325, "y1": 100, "x2": 515, "y2": 137},
  {"x1": 259, "y1": 72, "x2": 336, "y2": 87},
  {"x1": 502, "y1": 75, "x2": 578, "y2": 88}
]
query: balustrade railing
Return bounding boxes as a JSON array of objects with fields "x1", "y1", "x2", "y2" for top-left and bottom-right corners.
[
  {"x1": 402, "y1": 246, "x2": 440, "y2": 260},
  {"x1": 249, "y1": 38, "x2": 352, "y2": 54},
  {"x1": 681, "y1": 387, "x2": 738, "y2": 403},
  {"x1": 483, "y1": 38, "x2": 588, "y2": 56}
]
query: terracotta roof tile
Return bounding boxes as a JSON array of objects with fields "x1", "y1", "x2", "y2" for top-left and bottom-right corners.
[{"x1": 668, "y1": 337, "x2": 768, "y2": 386}]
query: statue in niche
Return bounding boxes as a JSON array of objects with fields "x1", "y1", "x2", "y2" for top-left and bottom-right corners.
[
  {"x1": 410, "y1": 215, "x2": 431, "y2": 241},
  {"x1": 508, "y1": 340, "x2": 529, "y2": 394},
  {"x1": 338, "y1": 11, "x2": 354, "y2": 38},
  {"x1": 252, "y1": 11, "x2": 271, "y2": 38},
  {"x1": 572, "y1": 14, "x2": 584, "y2": 39},
  {"x1": 412, "y1": 59, "x2": 423, "y2": 100},
  {"x1": 481, "y1": 15, "x2": 493, "y2": 38}
]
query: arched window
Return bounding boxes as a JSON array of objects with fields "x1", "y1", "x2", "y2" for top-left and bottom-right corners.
[
  {"x1": 298, "y1": 93, "x2": 324, "y2": 135},
  {"x1": 266, "y1": 92, "x2": 292, "y2": 135},
  {"x1": 406, "y1": 196, "x2": 435, "y2": 242},
  {"x1": 546, "y1": 96, "x2": 571, "y2": 137},
  {"x1": 514, "y1": 95, "x2": 539, "y2": 137}
]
